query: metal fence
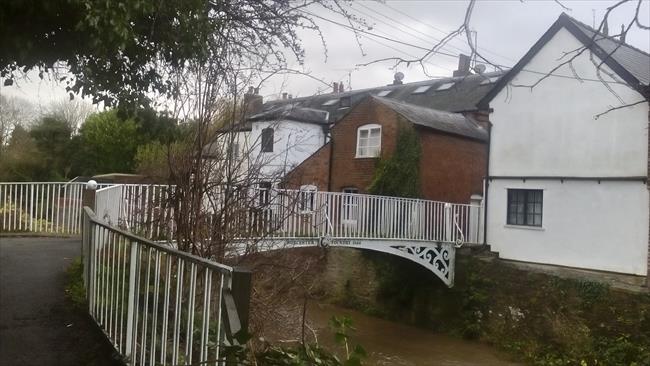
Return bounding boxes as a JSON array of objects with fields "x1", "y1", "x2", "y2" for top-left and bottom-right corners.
[
  {"x1": 0, "y1": 182, "x2": 86, "y2": 234},
  {"x1": 1, "y1": 181, "x2": 483, "y2": 245},
  {"x1": 82, "y1": 207, "x2": 251, "y2": 366},
  {"x1": 246, "y1": 189, "x2": 483, "y2": 244}
]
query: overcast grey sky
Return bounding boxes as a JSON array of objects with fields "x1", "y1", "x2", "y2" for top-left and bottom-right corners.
[{"x1": 2, "y1": 0, "x2": 649, "y2": 109}]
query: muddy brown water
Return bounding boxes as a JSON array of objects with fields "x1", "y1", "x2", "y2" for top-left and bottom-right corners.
[{"x1": 268, "y1": 302, "x2": 522, "y2": 366}]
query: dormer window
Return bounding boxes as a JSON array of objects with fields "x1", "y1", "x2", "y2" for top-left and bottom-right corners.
[
  {"x1": 356, "y1": 124, "x2": 381, "y2": 158},
  {"x1": 261, "y1": 127, "x2": 274, "y2": 152},
  {"x1": 339, "y1": 96, "x2": 351, "y2": 108}
]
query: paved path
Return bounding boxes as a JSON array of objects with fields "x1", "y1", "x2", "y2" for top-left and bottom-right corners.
[{"x1": 0, "y1": 237, "x2": 121, "y2": 366}]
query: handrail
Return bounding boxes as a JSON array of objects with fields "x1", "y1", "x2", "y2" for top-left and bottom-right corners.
[
  {"x1": 84, "y1": 206, "x2": 234, "y2": 274},
  {"x1": 82, "y1": 206, "x2": 250, "y2": 365}
]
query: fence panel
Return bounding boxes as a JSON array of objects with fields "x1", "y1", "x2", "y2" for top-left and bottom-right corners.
[
  {"x1": 0, "y1": 182, "x2": 85, "y2": 235},
  {"x1": 82, "y1": 207, "x2": 250, "y2": 366}
]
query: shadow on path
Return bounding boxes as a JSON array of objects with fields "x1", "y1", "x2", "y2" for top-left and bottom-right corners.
[{"x1": 0, "y1": 237, "x2": 122, "y2": 366}]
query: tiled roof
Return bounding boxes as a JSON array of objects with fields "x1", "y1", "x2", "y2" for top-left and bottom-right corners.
[
  {"x1": 248, "y1": 104, "x2": 329, "y2": 125},
  {"x1": 262, "y1": 71, "x2": 504, "y2": 124},
  {"x1": 566, "y1": 14, "x2": 650, "y2": 86},
  {"x1": 373, "y1": 96, "x2": 488, "y2": 141}
]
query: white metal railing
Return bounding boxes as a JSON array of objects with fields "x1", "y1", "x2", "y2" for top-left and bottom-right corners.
[
  {"x1": 103, "y1": 185, "x2": 483, "y2": 245},
  {"x1": 233, "y1": 188, "x2": 483, "y2": 245},
  {"x1": 1, "y1": 182, "x2": 483, "y2": 245},
  {"x1": 95, "y1": 185, "x2": 123, "y2": 227},
  {"x1": 0, "y1": 182, "x2": 86, "y2": 234},
  {"x1": 82, "y1": 207, "x2": 251, "y2": 366}
]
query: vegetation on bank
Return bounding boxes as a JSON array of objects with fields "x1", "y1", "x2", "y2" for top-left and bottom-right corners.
[
  {"x1": 64, "y1": 256, "x2": 367, "y2": 365},
  {"x1": 338, "y1": 253, "x2": 650, "y2": 366}
]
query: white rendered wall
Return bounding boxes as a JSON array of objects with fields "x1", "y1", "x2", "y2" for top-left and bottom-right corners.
[
  {"x1": 250, "y1": 120, "x2": 326, "y2": 179},
  {"x1": 489, "y1": 28, "x2": 649, "y2": 177},
  {"x1": 487, "y1": 27, "x2": 649, "y2": 275},
  {"x1": 487, "y1": 179, "x2": 648, "y2": 275}
]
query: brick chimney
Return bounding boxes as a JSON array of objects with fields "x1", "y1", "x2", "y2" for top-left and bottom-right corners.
[
  {"x1": 332, "y1": 82, "x2": 339, "y2": 94},
  {"x1": 453, "y1": 54, "x2": 471, "y2": 77},
  {"x1": 338, "y1": 82, "x2": 345, "y2": 93},
  {"x1": 244, "y1": 87, "x2": 263, "y2": 117}
]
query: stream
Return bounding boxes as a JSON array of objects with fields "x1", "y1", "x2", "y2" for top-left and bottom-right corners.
[{"x1": 281, "y1": 302, "x2": 523, "y2": 366}]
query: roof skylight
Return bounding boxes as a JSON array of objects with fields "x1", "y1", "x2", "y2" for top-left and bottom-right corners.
[
  {"x1": 436, "y1": 82, "x2": 455, "y2": 91},
  {"x1": 411, "y1": 85, "x2": 432, "y2": 94},
  {"x1": 322, "y1": 99, "x2": 339, "y2": 106},
  {"x1": 376, "y1": 90, "x2": 392, "y2": 97}
]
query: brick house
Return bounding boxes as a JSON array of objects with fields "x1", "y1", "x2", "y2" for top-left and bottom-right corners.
[{"x1": 284, "y1": 95, "x2": 488, "y2": 204}]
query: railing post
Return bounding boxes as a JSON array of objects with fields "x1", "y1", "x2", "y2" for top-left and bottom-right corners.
[
  {"x1": 469, "y1": 194, "x2": 483, "y2": 244},
  {"x1": 231, "y1": 267, "x2": 252, "y2": 334},
  {"x1": 84, "y1": 180, "x2": 98, "y2": 214},
  {"x1": 124, "y1": 242, "x2": 139, "y2": 363},
  {"x1": 444, "y1": 203, "x2": 452, "y2": 242}
]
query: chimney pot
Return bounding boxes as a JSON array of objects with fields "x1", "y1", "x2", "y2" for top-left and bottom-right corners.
[
  {"x1": 332, "y1": 82, "x2": 338, "y2": 93},
  {"x1": 338, "y1": 82, "x2": 345, "y2": 93},
  {"x1": 453, "y1": 54, "x2": 471, "y2": 77},
  {"x1": 254, "y1": 87, "x2": 260, "y2": 94},
  {"x1": 282, "y1": 92, "x2": 288, "y2": 100},
  {"x1": 247, "y1": 86, "x2": 254, "y2": 94}
]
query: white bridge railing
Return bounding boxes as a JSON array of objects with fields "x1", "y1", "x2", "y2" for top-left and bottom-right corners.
[
  {"x1": 82, "y1": 207, "x2": 251, "y2": 365},
  {"x1": 1, "y1": 182, "x2": 483, "y2": 246},
  {"x1": 247, "y1": 189, "x2": 483, "y2": 245},
  {"x1": 0, "y1": 182, "x2": 90, "y2": 234}
]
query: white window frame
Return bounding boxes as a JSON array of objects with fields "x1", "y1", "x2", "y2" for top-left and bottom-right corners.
[
  {"x1": 299, "y1": 185, "x2": 317, "y2": 213},
  {"x1": 356, "y1": 124, "x2": 382, "y2": 158}
]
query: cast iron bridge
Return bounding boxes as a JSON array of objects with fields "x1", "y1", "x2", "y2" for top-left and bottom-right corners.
[{"x1": 0, "y1": 182, "x2": 484, "y2": 287}]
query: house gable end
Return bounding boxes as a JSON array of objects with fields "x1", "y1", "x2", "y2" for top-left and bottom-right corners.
[{"x1": 479, "y1": 13, "x2": 648, "y2": 109}]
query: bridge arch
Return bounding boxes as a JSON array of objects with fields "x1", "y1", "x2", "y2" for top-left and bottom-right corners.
[{"x1": 238, "y1": 237, "x2": 457, "y2": 287}]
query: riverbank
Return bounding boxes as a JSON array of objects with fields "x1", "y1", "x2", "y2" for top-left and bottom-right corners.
[
  {"x1": 268, "y1": 301, "x2": 522, "y2": 366},
  {"x1": 239, "y1": 246, "x2": 650, "y2": 365},
  {"x1": 322, "y1": 249, "x2": 650, "y2": 366}
]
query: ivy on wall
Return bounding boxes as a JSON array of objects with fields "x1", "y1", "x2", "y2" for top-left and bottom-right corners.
[{"x1": 368, "y1": 125, "x2": 421, "y2": 198}]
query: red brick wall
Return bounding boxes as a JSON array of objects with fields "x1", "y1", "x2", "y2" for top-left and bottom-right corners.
[
  {"x1": 329, "y1": 99, "x2": 406, "y2": 193},
  {"x1": 418, "y1": 129, "x2": 487, "y2": 203},
  {"x1": 283, "y1": 143, "x2": 331, "y2": 190},
  {"x1": 284, "y1": 97, "x2": 487, "y2": 205}
]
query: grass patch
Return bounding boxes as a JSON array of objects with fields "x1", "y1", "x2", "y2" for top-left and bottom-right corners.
[{"x1": 65, "y1": 256, "x2": 87, "y2": 310}]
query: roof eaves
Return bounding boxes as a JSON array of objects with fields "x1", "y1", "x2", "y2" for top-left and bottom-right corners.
[
  {"x1": 562, "y1": 15, "x2": 646, "y2": 93},
  {"x1": 372, "y1": 96, "x2": 487, "y2": 141},
  {"x1": 479, "y1": 13, "x2": 648, "y2": 108}
]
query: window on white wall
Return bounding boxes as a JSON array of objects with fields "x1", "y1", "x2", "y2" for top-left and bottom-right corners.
[
  {"x1": 261, "y1": 128, "x2": 274, "y2": 153},
  {"x1": 507, "y1": 189, "x2": 543, "y2": 227},
  {"x1": 356, "y1": 124, "x2": 381, "y2": 158}
]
